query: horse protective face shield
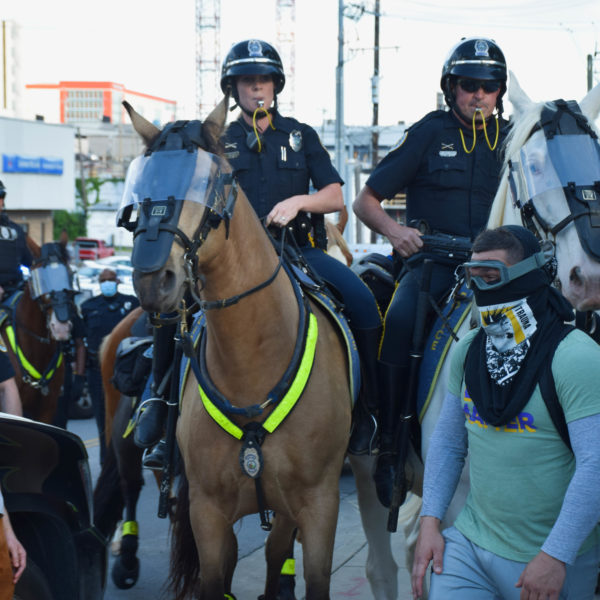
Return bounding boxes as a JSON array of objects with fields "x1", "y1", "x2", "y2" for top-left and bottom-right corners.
[
  {"x1": 509, "y1": 124, "x2": 600, "y2": 259},
  {"x1": 117, "y1": 149, "x2": 233, "y2": 273},
  {"x1": 30, "y1": 262, "x2": 75, "y2": 322}
]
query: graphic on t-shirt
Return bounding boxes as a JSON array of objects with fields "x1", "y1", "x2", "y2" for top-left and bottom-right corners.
[{"x1": 463, "y1": 388, "x2": 537, "y2": 433}]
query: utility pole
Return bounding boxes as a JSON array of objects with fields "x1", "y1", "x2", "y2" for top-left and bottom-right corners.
[
  {"x1": 369, "y1": 0, "x2": 380, "y2": 243},
  {"x1": 335, "y1": 0, "x2": 344, "y2": 178},
  {"x1": 76, "y1": 128, "x2": 88, "y2": 221},
  {"x1": 588, "y1": 53, "x2": 594, "y2": 91}
]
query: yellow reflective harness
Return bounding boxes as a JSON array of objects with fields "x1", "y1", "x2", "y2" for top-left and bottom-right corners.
[{"x1": 1, "y1": 289, "x2": 64, "y2": 395}]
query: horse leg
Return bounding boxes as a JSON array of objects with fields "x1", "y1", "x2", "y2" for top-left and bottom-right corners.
[
  {"x1": 263, "y1": 514, "x2": 296, "y2": 600},
  {"x1": 111, "y1": 397, "x2": 145, "y2": 589},
  {"x1": 295, "y1": 492, "x2": 339, "y2": 599},
  {"x1": 189, "y1": 499, "x2": 237, "y2": 599},
  {"x1": 348, "y1": 454, "x2": 398, "y2": 600}
]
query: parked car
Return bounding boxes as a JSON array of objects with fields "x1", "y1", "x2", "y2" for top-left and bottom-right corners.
[
  {"x1": 0, "y1": 414, "x2": 106, "y2": 600},
  {"x1": 95, "y1": 255, "x2": 132, "y2": 269},
  {"x1": 74, "y1": 238, "x2": 115, "y2": 262}
]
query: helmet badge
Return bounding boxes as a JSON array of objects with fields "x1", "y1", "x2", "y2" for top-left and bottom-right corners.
[
  {"x1": 248, "y1": 39, "x2": 263, "y2": 57},
  {"x1": 474, "y1": 39, "x2": 489, "y2": 57}
]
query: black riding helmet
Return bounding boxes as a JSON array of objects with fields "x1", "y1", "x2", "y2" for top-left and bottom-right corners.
[
  {"x1": 220, "y1": 39, "x2": 285, "y2": 104},
  {"x1": 441, "y1": 37, "x2": 507, "y2": 116}
]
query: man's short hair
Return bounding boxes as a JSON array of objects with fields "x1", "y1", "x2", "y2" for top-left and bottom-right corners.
[{"x1": 471, "y1": 228, "x2": 525, "y2": 265}]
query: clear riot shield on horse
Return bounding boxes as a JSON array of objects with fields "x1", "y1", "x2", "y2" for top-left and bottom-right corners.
[
  {"x1": 350, "y1": 72, "x2": 600, "y2": 599},
  {"x1": 0, "y1": 240, "x2": 78, "y2": 423}
]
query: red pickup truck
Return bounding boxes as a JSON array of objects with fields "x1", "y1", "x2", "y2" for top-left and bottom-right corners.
[{"x1": 75, "y1": 237, "x2": 115, "y2": 261}]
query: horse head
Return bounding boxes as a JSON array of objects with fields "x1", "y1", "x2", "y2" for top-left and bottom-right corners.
[
  {"x1": 491, "y1": 72, "x2": 600, "y2": 311},
  {"x1": 118, "y1": 98, "x2": 241, "y2": 315},
  {"x1": 29, "y1": 242, "x2": 76, "y2": 341}
]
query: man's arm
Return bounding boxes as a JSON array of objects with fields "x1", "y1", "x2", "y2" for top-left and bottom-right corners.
[
  {"x1": 353, "y1": 185, "x2": 423, "y2": 258},
  {"x1": 411, "y1": 390, "x2": 467, "y2": 598},
  {"x1": 516, "y1": 413, "x2": 600, "y2": 598},
  {"x1": 0, "y1": 378, "x2": 22, "y2": 416}
]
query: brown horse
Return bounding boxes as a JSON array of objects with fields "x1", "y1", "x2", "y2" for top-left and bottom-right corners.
[
  {"x1": 121, "y1": 97, "x2": 352, "y2": 600},
  {"x1": 0, "y1": 239, "x2": 74, "y2": 423}
]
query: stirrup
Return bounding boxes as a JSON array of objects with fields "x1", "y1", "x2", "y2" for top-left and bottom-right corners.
[{"x1": 142, "y1": 439, "x2": 167, "y2": 471}]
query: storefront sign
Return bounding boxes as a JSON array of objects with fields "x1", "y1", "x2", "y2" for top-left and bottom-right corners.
[{"x1": 2, "y1": 154, "x2": 64, "y2": 174}]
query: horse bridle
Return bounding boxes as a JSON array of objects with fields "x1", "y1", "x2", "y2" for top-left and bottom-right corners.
[{"x1": 508, "y1": 99, "x2": 600, "y2": 258}]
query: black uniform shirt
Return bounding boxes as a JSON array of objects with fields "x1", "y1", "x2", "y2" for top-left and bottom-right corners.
[
  {"x1": 0, "y1": 352, "x2": 14, "y2": 384},
  {"x1": 0, "y1": 214, "x2": 33, "y2": 286},
  {"x1": 224, "y1": 112, "x2": 343, "y2": 218},
  {"x1": 80, "y1": 292, "x2": 139, "y2": 354},
  {"x1": 367, "y1": 110, "x2": 509, "y2": 240}
]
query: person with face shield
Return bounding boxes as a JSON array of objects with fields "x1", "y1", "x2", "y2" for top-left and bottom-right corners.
[
  {"x1": 0, "y1": 181, "x2": 33, "y2": 302},
  {"x1": 80, "y1": 268, "x2": 139, "y2": 464},
  {"x1": 411, "y1": 226, "x2": 600, "y2": 600},
  {"x1": 352, "y1": 37, "x2": 511, "y2": 508}
]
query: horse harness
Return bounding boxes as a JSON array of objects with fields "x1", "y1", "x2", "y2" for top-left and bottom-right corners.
[{"x1": 0, "y1": 290, "x2": 63, "y2": 395}]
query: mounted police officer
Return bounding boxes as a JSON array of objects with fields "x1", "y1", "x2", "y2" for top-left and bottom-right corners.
[
  {"x1": 221, "y1": 38, "x2": 383, "y2": 455},
  {"x1": 0, "y1": 181, "x2": 33, "y2": 301},
  {"x1": 134, "y1": 39, "x2": 383, "y2": 464},
  {"x1": 353, "y1": 37, "x2": 510, "y2": 508},
  {"x1": 81, "y1": 268, "x2": 138, "y2": 464}
]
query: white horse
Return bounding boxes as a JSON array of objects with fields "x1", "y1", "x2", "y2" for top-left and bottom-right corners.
[{"x1": 348, "y1": 71, "x2": 600, "y2": 600}]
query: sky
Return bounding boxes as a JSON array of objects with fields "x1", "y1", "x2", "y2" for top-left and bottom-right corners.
[{"x1": 2, "y1": 0, "x2": 600, "y2": 127}]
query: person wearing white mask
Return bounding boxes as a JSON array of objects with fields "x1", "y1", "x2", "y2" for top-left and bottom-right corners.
[{"x1": 80, "y1": 268, "x2": 139, "y2": 463}]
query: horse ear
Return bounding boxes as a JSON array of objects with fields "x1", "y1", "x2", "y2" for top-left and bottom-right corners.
[
  {"x1": 202, "y1": 94, "x2": 230, "y2": 154},
  {"x1": 122, "y1": 101, "x2": 161, "y2": 147},
  {"x1": 580, "y1": 80, "x2": 600, "y2": 122},
  {"x1": 508, "y1": 71, "x2": 533, "y2": 117}
]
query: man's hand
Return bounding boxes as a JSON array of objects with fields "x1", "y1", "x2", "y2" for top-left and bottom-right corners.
[
  {"x1": 389, "y1": 223, "x2": 423, "y2": 258},
  {"x1": 515, "y1": 551, "x2": 566, "y2": 600},
  {"x1": 411, "y1": 516, "x2": 444, "y2": 599},
  {"x1": 266, "y1": 197, "x2": 302, "y2": 228}
]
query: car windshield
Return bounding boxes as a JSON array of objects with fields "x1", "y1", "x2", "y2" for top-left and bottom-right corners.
[{"x1": 78, "y1": 266, "x2": 102, "y2": 278}]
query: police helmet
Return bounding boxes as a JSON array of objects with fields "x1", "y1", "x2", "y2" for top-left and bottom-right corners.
[
  {"x1": 440, "y1": 37, "x2": 507, "y2": 109},
  {"x1": 220, "y1": 39, "x2": 285, "y2": 97}
]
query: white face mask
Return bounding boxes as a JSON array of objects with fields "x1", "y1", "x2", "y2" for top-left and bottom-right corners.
[
  {"x1": 478, "y1": 298, "x2": 538, "y2": 353},
  {"x1": 99, "y1": 280, "x2": 118, "y2": 297}
]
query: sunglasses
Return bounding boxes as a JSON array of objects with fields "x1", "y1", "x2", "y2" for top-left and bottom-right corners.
[{"x1": 457, "y1": 78, "x2": 502, "y2": 94}]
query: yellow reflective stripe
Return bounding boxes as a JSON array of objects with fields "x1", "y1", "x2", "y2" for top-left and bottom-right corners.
[
  {"x1": 198, "y1": 385, "x2": 244, "y2": 440},
  {"x1": 6, "y1": 325, "x2": 63, "y2": 382},
  {"x1": 280, "y1": 558, "x2": 295, "y2": 576},
  {"x1": 263, "y1": 312, "x2": 318, "y2": 433},
  {"x1": 122, "y1": 520, "x2": 138, "y2": 536}
]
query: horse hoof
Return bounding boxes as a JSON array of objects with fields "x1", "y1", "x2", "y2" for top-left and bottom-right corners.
[{"x1": 111, "y1": 555, "x2": 140, "y2": 589}]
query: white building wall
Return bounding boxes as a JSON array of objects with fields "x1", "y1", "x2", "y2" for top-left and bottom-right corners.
[{"x1": 0, "y1": 116, "x2": 76, "y2": 210}]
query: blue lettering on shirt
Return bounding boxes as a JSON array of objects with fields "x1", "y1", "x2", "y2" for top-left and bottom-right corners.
[{"x1": 462, "y1": 389, "x2": 537, "y2": 433}]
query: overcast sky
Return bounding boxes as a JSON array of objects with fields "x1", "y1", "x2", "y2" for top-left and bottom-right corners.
[{"x1": 2, "y1": 0, "x2": 599, "y2": 126}]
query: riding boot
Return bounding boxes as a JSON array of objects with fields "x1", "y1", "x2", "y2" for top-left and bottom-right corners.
[
  {"x1": 142, "y1": 437, "x2": 167, "y2": 470},
  {"x1": 373, "y1": 363, "x2": 407, "y2": 508},
  {"x1": 134, "y1": 396, "x2": 167, "y2": 448},
  {"x1": 348, "y1": 326, "x2": 382, "y2": 455}
]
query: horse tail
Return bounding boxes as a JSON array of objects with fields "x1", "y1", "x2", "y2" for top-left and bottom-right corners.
[
  {"x1": 326, "y1": 220, "x2": 353, "y2": 267},
  {"x1": 168, "y1": 472, "x2": 199, "y2": 600},
  {"x1": 92, "y1": 438, "x2": 124, "y2": 541}
]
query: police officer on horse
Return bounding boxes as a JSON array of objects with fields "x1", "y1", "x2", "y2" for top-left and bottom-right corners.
[
  {"x1": 135, "y1": 39, "x2": 383, "y2": 463},
  {"x1": 353, "y1": 37, "x2": 510, "y2": 507}
]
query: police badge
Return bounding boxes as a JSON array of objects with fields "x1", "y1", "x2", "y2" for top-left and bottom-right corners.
[
  {"x1": 474, "y1": 39, "x2": 489, "y2": 57},
  {"x1": 239, "y1": 438, "x2": 264, "y2": 478},
  {"x1": 248, "y1": 39, "x2": 263, "y2": 57},
  {"x1": 289, "y1": 130, "x2": 302, "y2": 152}
]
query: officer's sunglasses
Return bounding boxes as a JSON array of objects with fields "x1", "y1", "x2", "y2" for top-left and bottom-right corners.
[{"x1": 457, "y1": 78, "x2": 502, "y2": 94}]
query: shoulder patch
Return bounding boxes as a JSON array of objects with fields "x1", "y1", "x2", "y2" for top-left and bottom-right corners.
[{"x1": 389, "y1": 131, "x2": 409, "y2": 152}]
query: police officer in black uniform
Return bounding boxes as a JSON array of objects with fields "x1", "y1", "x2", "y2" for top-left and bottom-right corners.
[
  {"x1": 81, "y1": 268, "x2": 138, "y2": 463},
  {"x1": 0, "y1": 181, "x2": 32, "y2": 301},
  {"x1": 353, "y1": 37, "x2": 510, "y2": 508},
  {"x1": 221, "y1": 38, "x2": 383, "y2": 455}
]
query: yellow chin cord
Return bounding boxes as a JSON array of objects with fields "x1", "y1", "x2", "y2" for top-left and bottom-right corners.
[
  {"x1": 252, "y1": 106, "x2": 276, "y2": 152},
  {"x1": 459, "y1": 108, "x2": 499, "y2": 154}
]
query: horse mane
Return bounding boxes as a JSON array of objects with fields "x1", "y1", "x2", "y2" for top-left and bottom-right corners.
[
  {"x1": 26, "y1": 235, "x2": 40, "y2": 259},
  {"x1": 326, "y1": 220, "x2": 353, "y2": 266}
]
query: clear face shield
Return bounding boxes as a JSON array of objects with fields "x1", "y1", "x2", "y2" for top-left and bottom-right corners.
[
  {"x1": 29, "y1": 262, "x2": 73, "y2": 299},
  {"x1": 509, "y1": 130, "x2": 600, "y2": 227},
  {"x1": 116, "y1": 149, "x2": 231, "y2": 228}
]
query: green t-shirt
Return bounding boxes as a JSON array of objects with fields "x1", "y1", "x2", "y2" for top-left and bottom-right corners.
[{"x1": 448, "y1": 328, "x2": 600, "y2": 562}]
